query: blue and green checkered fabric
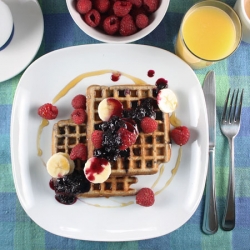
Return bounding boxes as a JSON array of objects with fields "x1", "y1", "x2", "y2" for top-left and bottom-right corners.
[{"x1": 1, "y1": 0, "x2": 250, "y2": 249}]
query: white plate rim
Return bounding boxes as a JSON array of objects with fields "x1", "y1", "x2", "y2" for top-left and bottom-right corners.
[{"x1": 11, "y1": 44, "x2": 208, "y2": 241}]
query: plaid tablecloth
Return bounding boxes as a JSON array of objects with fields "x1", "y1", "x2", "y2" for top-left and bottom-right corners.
[{"x1": 1, "y1": 0, "x2": 250, "y2": 249}]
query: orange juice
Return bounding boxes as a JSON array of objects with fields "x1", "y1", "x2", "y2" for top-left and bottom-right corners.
[
  {"x1": 245, "y1": 0, "x2": 250, "y2": 19},
  {"x1": 182, "y1": 6, "x2": 236, "y2": 60}
]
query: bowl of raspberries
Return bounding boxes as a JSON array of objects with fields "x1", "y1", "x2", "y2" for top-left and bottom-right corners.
[{"x1": 66, "y1": 0, "x2": 169, "y2": 43}]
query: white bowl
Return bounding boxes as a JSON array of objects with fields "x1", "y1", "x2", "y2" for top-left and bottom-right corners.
[{"x1": 66, "y1": 0, "x2": 170, "y2": 43}]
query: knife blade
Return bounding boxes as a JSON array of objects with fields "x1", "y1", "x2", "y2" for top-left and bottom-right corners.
[{"x1": 202, "y1": 71, "x2": 218, "y2": 235}]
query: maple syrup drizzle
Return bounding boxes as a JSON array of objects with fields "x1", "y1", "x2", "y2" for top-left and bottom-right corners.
[
  {"x1": 37, "y1": 118, "x2": 49, "y2": 156},
  {"x1": 52, "y1": 69, "x2": 148, "y2": 104},
  {"x1": 151, "y1": 164, "x2": 165, "y2": 189},
  {"x1": 155, "y1": 146, "x2": 182, "y2": 196},
  {"x1": 170, "y1": 111, "x2": 182, "y2": 127},
  {"x1": 79, "y1": 199, "x2": 134, "y2": 208}
]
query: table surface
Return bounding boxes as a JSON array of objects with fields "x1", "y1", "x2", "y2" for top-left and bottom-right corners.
[{"x1": 1, "y1": 0, "x2": 250, "y2": 249}]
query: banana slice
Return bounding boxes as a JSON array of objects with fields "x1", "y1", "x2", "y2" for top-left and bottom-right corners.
[
  {"x1": 46, "y1": 153, "x2": 74, "y2": 178},
  {"x1": 157, "y1": 89, "x2": 178, "y2": 113},
  {"x1": 58, "y1": 153, "x2": 75, "y2": 174},
  {"x1": 98, "y1": 98, "x2": 123, "y2": 121},
  {"x1": 84, "y1": 157, "x2": 111, "y2": 183}
]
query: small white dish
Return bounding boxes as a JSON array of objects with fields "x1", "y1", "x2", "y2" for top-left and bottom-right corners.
[
  {"x1": 0, "y1": 0, "x2": 14, "y2": 48},
  {"x1": 234, "y1": 0, "x2": 250, "y2": 43},
  {"x1": 0, "y1": 0, "x2": 43, "y2": 83},
  {"x1": 11, "y1": 44, "x2": 208, "y2": 241}
]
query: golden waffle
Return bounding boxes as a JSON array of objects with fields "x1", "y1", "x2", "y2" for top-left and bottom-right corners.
[
  {"x1": 52, "y1": 119, "x2": 138, "y2": 197},
  {"x1": 86, "y1": 85, "x2": 171, "y2": 176},
  {"x1": 78, "y1": 176, "x2": 137, "y2": 198}
]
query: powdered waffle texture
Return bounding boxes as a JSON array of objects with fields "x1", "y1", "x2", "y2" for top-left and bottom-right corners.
[
  {"x1": 52, "y1": 119, "x2": 138, "y2": 197},
  {"x1": 86, "y1": 85, "x2": 171, "y2": 176}
]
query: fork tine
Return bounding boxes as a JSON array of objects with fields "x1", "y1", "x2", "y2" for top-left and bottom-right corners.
[
  {"x1": 222, "y1": 89, "x2": 231, "y2": 122},
  {"x1": 228, "y1": 89, "x2": 236, "y2": 123},
  {"x1": 231, "y1": 89, "x2": 239, "y2": 122},
  {"x1": 235, "y1": 89, "x2": 244, "y2": 122}
]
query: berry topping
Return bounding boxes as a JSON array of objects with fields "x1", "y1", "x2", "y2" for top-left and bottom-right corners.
[
  {"x1": 118, "y1": 127, "x2": 137, "y2": 150},
  {"x1": 136, "y1": 14, "x2": 149, "y2": 29},
  {"x1": 143, "y1": 0, "x2": 159, "y2": 13},
  {"x1": 123, "y1": 98, "x2": 156, "y2": 122},
  {"x1": 113, "y1": 1, "x2": 133, "y2": 17},
  {"x1": 84, "y1": 9, "x2": 101, "y2": 27},
  {"x1": 75, "y1": 0, "x2": 92, "y2": 14},
  {"x1": 136, "y1": 188, "x2": 155, "y2": 207},
  {"x1": 98, "y1": 98, "x2": 123, "y2": 121},
  {"x1": 170, "y1": 126, "x2": 190, "y2": 146},
  {"x1": 70, "y1": 143, "x2": 88, "y2": 161},
  {"x1": 71, "y1": 94, "x2": 86, "y2": 109},
  {"x1": 91, "y1": 130, "x2": 103, "y2": 149},
  {"x1": 71, "y1": 108, "x2": 86, "y2": 124},
  {"x1": 93, "y1": 0, "x2": 110, "y2": 13},
  {"x1": 140, "y1": 117, "x2": 158, "y2": 133},
  {"x1": 38, "y1": 103, "x2": 58, "y2": 120},
  {"x1": 155, "y1": 78, "x2": 168, "y2": 91},
  {"x1": 84, "y1": 157, "x2": 111, "y2": 183},
  {"x1": 119, "y1": 14, "x2": 137, "y2": 36},
  {"x1": 103, "y1": 15, "x2": 120, "y2": 35},
  {"x1": 52, "y1": 170, "x2": 91, "y2": 205},
  {"x1": 94, "y1": 116, "x2": 125, "y2": 162}
]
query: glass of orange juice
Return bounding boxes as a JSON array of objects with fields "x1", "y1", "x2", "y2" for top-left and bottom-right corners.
[{"x1": 175, "y1": 0, "x2": 242, "y2": 70}]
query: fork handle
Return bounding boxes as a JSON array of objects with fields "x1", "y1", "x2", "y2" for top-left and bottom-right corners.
[
  {"x1": 202, "y1": 148, "x2": 218, "y2": 234},
  {"x1": 222, "y1": 137, "x2": 235, "y2": 231}
]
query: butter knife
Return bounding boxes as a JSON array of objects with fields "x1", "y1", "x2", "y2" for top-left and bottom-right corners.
[{"x1": 202, "y1": 71, "x2": 218, "y2": 235}]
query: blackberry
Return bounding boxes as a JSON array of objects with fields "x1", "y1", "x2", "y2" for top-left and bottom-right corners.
[
  {"x1": 123, "y1": 98, "x2": 156, "y2": 122},
  {"x1": 52, "y1": 170, "x2": 90, "y2": 205},
  {"x1": 55, "y1": 193, "x2": 77, "y2": 205},
  {"x1": 94, "y1": 148, "x2": 120, "y2": 161},
  {"x1": 95, "y1": 116, "x2": 125, "y2": 162},
  {"x1": 155, "y1": 78, "x2": 168, "y2": 95}
]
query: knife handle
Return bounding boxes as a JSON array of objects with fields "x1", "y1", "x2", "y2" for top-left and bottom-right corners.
[{"x1": 202, "y1": 149, "x2": 218, "y2": 235}]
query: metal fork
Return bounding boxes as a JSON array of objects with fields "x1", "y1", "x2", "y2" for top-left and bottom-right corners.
[{"x1": 220, "y1": 88, "x2": 244, "y2": 231}]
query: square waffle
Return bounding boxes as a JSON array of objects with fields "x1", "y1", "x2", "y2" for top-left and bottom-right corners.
[
  {"x1": 86, "y1": 85, "x2": 171, "y2": 176},
  {"x1": 52, "y1": 119, "x2": 138, "y2": 197}
]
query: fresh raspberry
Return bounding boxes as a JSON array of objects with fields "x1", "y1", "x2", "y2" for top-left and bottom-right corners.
[
  {"x1": 71, "y1": 109, "x2": 86, "y2": 124},
  {"x1": 136, "y1": 13, "x2": 149, "y2": 29},
  {"x1": 119, "y1": 14, "x2": 137, "y2": 36},
  {"x1": 71, "y1": 94, "x2": 86, "y2": 109},
  {"x1": 94, "y1": 0, "x2": 110, "y2": 13},
  {"x1": 118, "y1": 127, "x2": 137, "y2": 150},
  {"x1": 37, "y1": 103, "x2": 58, "y2": 120},
  {"x1": 84, "y1": 9, "x2": 101, "y2": 27},
  {"x1": 103, "y1": 15, "x2": 120, "y2": 35},
  {"x1": 70, "y1": 143, "x2": 87, "y2": 161},
  {"x1": 113, "y1": 1, "x2": 133, "y2": 17},
  {"x1": 128, "y1": 0, "x2": 142, "y2": 8},
  {"x1": 136, "y1": 188, "x2": 155, "y2": 207},
  {"x1": 91, "y1": 130, "x2": 103, "y2": 149},
  {"x1": 170, "y1": 126, "x2": 190, "y2": 146},
  {"x1": 143, "y1": 0, "x2": 159, "y2": 13},
  {"x1": 75, "y1": 0, "x2": 92, "y2": 14},
  {"x1": 140, "y1": 117, "x2": 157, "y2": 133}
]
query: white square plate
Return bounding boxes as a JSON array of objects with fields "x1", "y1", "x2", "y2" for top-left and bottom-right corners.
[{"x1": 11, "y1": 44, "x2": 208, "y2": 241}]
